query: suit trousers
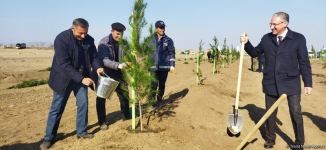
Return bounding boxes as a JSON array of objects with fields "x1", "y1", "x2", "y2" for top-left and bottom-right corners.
[{"x1": 265, "y1": 94, "x2": 304, "y2": 144}]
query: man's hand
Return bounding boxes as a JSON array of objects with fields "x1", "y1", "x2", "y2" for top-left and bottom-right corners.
[
  {"x1": 96, "y1": 67, "x2": 104, "y2": 76},
  {"x1": 118, "y1": 62, "x2": 132, "y2": 70},
  {"x1": 126, "y1": 62, "x2": 132, "y2": 67},
  {"x1": 82, "y1": 78, "x2": 95, "y2": 87},
  {"x1": 304, "y1": 87, "x2": 312, "y2": 95},
  {"x1": 240, "y1": 33, "x2": 249, "y2": 44},
  {"x1": 170, "y1": 66, "x2": 175, "y2": 73}
]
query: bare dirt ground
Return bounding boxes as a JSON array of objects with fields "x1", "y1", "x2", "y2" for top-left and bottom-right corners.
[{"x1": 0, "y1": 48, "x2": 325, "y2": 150}]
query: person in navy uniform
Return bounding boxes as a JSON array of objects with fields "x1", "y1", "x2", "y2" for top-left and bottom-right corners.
[
  {"x1": 151, "y1": 20, "x2": 176, "y2": 107},
  {"x1": 241, "y1": 12, "x2": 312, "y2": 149},
  {"x1": 40, "y1": 18, "x2": 104, "y2": 150},
  {"x1": 95, "y1": 22, "x2": 131, "y2": 131}
]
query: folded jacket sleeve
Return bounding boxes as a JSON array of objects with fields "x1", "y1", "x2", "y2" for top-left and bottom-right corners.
[{"x1": 98, "y1": 43, "x2": 119, "y2": 70}]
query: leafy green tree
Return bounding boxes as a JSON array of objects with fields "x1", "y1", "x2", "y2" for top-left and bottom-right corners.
[
  {"x1": 209, "y1": 36, "x2": 219, "y2": 74},
  {"x1": 311, "y1": 45, "x2": 316, "y2": 58},
  {"x1": 220, "y1": 37, "x2": 229, "y2": 68}
]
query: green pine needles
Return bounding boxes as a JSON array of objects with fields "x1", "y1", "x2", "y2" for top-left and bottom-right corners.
[
  {"x1": 210, "y1": 36, "x2": 219, "y2": 74},
  {"x1": 120, "y1": 0, "x2": 155, "y2": 131}
]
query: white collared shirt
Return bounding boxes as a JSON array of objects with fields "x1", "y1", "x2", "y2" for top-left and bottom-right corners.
[{"x1": 277, "y1": 28, "x2": 288, "y2": 42}]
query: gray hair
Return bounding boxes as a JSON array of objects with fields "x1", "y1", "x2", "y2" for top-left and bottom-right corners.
[
  {"x1": 72, "y1": 18, "x2": 89, "y2": 28},
  {"x1": 273, "y1": 12, "x2": 289, "y2": 23}
]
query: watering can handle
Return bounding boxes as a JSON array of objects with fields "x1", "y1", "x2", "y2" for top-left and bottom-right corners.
[
  {"x1": 102, "y1": 72, "x2": 109, "y2": 77},
  {"x1": 91, "y1": 80, "x2": 96, "y2": 91}
]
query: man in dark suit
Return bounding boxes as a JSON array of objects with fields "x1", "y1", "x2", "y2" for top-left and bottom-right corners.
[
  {"x1": 240, "y1": 12, "x2": 312, "y2": 149},
  {"x1": 40, "y1": 18, "x2": 104, "y2": 150}
]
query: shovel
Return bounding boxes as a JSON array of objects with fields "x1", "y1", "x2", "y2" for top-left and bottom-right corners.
[{"x1": 227, "y1": 41, "x2": 245, "y2": 136}]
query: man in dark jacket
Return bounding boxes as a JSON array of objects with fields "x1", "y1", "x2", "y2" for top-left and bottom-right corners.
[
  {"x1": 241, "y1": 12, "x2": 312, "y2": 149},
  {"x1": 40, "y1": 18, "x2": 103, "y2": 150},
  {"x1": 95, "y1": 22, "x2": 131, "y2": 131},
  {"x1": 151, "y1": 20, "x2": 176, "y2": 107}
]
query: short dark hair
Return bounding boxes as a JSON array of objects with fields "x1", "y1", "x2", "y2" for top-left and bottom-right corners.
[
  {"x1": 72, "y1": 18, "x2": 89, "y2": 28},
  {"x1": 273, "y1": 12, "x2": 289, "y2": 23}
]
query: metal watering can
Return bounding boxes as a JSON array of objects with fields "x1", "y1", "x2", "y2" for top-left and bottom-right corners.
[{"x1": 96, "y1": 73, "x2": 119, "y2": 99}]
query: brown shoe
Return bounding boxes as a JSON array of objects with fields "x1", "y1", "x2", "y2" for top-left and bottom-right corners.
[
  {"x1": 40, "y1": 140, "x2": 52, "y2": 150},
  {"x1": 77, "y1": 133, "x2": 94, "y2": 139},
  {"x1": 99, "y1": 124, "x2": 108, "y2": 131}
]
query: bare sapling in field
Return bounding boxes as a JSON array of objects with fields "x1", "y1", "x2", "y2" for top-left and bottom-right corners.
[{"x1": 195, "y1": 40, "x2": 204, "y2": 85}]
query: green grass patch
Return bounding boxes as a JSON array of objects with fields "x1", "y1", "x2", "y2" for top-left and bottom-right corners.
[{"x1": 8, "y1": 79, "x2": 48, "y2": 89}]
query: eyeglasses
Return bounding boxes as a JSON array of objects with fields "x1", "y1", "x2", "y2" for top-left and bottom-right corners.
[{"x1": 269, "y1": 22, "x2": 283, "y2": 27}]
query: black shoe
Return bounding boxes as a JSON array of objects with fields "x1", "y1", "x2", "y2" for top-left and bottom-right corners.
[
  {"x1": 264, "y1": 140, "x2": 275, "y2": 149},
  {"x1": 99, "y1": 124, "x2": 108, "y2": 131},
  {"x1": 153, "y1": 100, "x2": 163, "y2": 108},
  {"x1": 77, "y1": 133, "x2": 94, "y2": 139},
  {"x1": 123, "y1": 112, "x2": 132, "y2": 120},
  {"x1": 291, "y1": 141, "x2": 304, "y2": 150},
  {"x1": 40, "y1": 140, "x2": 52, "y2": 150}
]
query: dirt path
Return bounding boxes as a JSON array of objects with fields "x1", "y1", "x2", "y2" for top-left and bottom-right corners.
[{"x1": 0, "y1": 49, "x2": 325, "y2": 150}]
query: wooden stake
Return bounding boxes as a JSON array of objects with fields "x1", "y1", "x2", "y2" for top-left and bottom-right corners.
[
  {"x1": 138, "y1": 100, "x2": 143, "y2": 131},
  {"x1": 236, "y1": 94, "x2": 287, "y2": 150},
  {"x1": 130, "y1": 83, "x2": 136, "y2": 130}
]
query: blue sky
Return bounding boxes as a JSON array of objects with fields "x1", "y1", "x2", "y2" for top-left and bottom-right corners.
[{"x1": 0, "y1": 0, "x2": 325, "y2": 50}]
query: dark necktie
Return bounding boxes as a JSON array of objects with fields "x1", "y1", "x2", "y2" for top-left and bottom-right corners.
[{"x1": 277, "y1": 36, "x2": 283, "y2": 45}]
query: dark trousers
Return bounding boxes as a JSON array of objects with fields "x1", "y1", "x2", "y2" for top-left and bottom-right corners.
[
  {"x1": 265, "y1": 94, "x2": 304, "y2": 144},
  {"x1": 151, "y1": 71, "x2": 169, "y2": 102},
  {"x1": 96, "y1": 83, "x2": 130, "y2": 125}
]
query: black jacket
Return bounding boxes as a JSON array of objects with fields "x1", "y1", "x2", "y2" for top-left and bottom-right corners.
[
  {"x1": 244, "y1": 28, "x2": 312, "y2": 95},
  {"x1": 151, "y1": 34, "x2": 176, "y2": 71},
  {"x1": 48, "y1": 29, "x2": 101, "y2": 94}
]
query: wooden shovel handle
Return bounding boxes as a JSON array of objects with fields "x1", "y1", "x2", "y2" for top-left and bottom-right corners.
[
  {"x1": 236, "y1": 94, "x2": 287, "y2": 150},
  {"x1": 235, "y1": 42, "x2": 245, "y2": 109}
]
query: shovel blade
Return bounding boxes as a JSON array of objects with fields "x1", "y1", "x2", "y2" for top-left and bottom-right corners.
[{"x1": 227, "y1": 113, "x2": 243, "y2": 135}]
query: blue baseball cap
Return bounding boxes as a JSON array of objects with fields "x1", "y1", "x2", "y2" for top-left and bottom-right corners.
[{"x1": 155, "y1": 20, "x2": 166, "y2": 28}]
